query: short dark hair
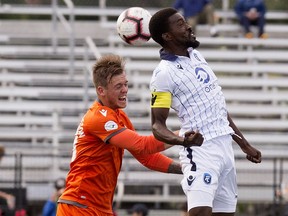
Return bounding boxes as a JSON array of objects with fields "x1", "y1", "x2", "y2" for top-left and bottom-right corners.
[
  {"x1": 149, "y1": 7, "x2": 178, "y2": 46},
  {"x1": 128, "y1": 204, "x2": 149, "y2": 216},
  {"x1": 92, "y1": 54, "x2": 125, "y2": 88},
  {"x1": 54, "y1": 177, "x2": 66, "y2": 190}
]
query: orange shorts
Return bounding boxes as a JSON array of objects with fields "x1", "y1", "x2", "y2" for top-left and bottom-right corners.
[{"x1": 56, "y1": 203, "x2": 114, "y2": 216}]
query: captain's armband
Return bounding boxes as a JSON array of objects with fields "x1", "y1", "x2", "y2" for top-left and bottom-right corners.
[{"x1": 151, "y1": 92, "x2": 172, "y2": 108}]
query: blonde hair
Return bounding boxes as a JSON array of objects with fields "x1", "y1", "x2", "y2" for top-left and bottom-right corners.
[{"x1": 92, "y1": 55, "x2": 125, "y2": 88}]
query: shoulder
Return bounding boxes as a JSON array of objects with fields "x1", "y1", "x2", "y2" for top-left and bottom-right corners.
[
  {"x1": 192, "y1": 49, "x2": 206, "y2": 61},
  {"x1": 89, "y1": 103, "x2": 117, "y2": 120},
  {"x1": 151, "y1": 62, "x2": 174, "y2": 83},
  {"x1": 84, "y1": 104, "x2": 120, "y2": 130}
]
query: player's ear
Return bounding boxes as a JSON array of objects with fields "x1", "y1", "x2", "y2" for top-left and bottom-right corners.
[
  {"x1": 96, "y1": 86, "x2": 105, "y2": 96},
  {"x1": 162, "y1": 32, "x2": 172, "y2": 42}
]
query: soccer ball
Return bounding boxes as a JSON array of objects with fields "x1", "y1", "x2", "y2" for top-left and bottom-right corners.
[{"x1": 116, "y1": 7, "x2": 151, "y2": 46}]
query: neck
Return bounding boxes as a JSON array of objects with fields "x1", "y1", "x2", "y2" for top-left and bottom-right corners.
[
  {"x1": 97, "y1": 99, "x2": 104, "y2": 106},
  {"x1": 163, "y1": 46, "x2": 189, "y2": 57},
  {"x1": 163, "y1": 42, "x2": 189, "y2": 57}
]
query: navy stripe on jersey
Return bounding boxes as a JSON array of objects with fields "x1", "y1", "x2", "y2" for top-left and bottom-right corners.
[{"x1": 187, "y1": 147, "x2": 196, "y2": 171}]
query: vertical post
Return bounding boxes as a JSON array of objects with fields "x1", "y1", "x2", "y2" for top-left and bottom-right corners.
[
  {"x1": 14, "y1": 152, "x2": 23, "y2": 210},
  {"x1": 222, "y1": 0, "x2": 229, "y2": 10},
  {"x1": 68, "y1": 2, "x2": 75, "y2": 79},
  {"x1": 273, "y1": 158, "x2": 279, "y2": 215},
  {"x1": 83, "y1": 36, "x2": 102, "y2": 110},
  {"x1": 14, "y1": 153, "x2": 18, "y2": 188},
  {"x1": 99, "y1": 0, "x2": 107, "y2": 23},
  {"x1": 51, "y1": 0, "x2": 58, "y2": 53},
  {"x1": 17, "y1": 153, "x2": 23, "y2": 210},
  {"x1": 279, "y1": 158, "x2": 284, "y2": 216},
  {"x1": 14, "y1": 152, "x2": 22, "y2": 189},
  {"x1": 52, "y1": 110, "x2": 59, "y2": 155},
  {"x1": 52, "y1": 110, "x2": 60, "y2": 181},
  {"x1": 221, "y1": 0, "x2": 230, "y2": 24},
  {"x1": 273, "y1": 158, "x2": 276, "y2": 210},
  {"x1": 83, "y1": 43, "x2": 89, "y2": 110}
]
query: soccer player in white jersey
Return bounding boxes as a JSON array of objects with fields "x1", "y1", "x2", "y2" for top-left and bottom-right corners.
[{"x1": 148, "y1": 8, "x2": 262, "y2": 216}]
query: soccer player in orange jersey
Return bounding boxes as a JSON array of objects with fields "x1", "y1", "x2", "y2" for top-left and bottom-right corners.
[{"x1": 56, "y1": 54, "x2": 203, "y2": 216}]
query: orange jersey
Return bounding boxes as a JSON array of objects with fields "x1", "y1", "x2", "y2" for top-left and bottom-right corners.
[{"x1": 59, "y1": 101, "x2": 134, "y2": 214}]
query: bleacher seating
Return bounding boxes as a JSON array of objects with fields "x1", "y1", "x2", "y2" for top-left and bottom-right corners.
[{"x1": 0, "y1": 3, "x2": 288, "y2": 211}]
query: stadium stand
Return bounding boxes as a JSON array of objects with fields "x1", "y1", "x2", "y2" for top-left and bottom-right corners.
[{"x1": 0, "y1": 1, "x2": 288, "y2": 215}]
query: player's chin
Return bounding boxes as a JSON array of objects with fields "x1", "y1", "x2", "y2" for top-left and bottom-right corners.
[
  {"x1": 187, "y1": 40, "x2": 200, "y2": 49},
  {"x1": 191, "y1": 40, "x2": 200, "y2": 49},
  {"x1": 117, "y1": 100, "x2": 127, "y2": 109}
]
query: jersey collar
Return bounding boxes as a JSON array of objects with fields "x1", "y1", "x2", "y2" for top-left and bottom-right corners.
[{"x1": 159, "y1": 47, "x2": 194, "y2": 61}]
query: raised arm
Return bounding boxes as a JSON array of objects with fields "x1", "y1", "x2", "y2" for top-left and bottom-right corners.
[{"x1": 227, "y1": 113, "x2": 262, "y2": 163}]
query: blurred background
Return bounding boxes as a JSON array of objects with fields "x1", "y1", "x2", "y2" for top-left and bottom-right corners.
[{"x1": 0, "y1": 0, "x2": 288, "y2": 215}]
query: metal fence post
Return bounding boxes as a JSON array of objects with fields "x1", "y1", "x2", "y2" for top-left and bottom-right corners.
[
  {"x1": 63, "y1": 0, "x2": 75, "y2": 79},
  {"x1": 51, "y1": 0, "x2": 58, "y2": 53}
]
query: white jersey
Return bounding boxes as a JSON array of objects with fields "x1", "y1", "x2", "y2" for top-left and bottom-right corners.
[{"x1": 150, "y1": 48, "x2": 234, "y2": 141}]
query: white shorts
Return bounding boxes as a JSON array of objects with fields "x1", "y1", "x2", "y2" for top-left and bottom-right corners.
[{"x1": 179, "y1": 134, "x2": 237, "y2": 213}]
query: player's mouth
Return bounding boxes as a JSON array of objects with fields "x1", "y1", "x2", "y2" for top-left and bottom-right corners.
[
  {"x1": 187, "y1": 29, "x2": 195, "y2": 40},
  {"x1": 190, "y1": 32, "x2": 196, "y2": 40},
  {"x1": 119, "y1": 96, "x2": 127, "y2": 102}
]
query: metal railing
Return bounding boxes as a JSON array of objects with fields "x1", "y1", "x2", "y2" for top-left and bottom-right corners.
[
  {"x1": 1, "y1": 153, "x2": 288, "y2": 215},
  {"x1": 51, "y1": 0, "x2": 75, "y2": 79},
  {"x1": 82, "y1": 36, "x2": 102, "y2": 109}
]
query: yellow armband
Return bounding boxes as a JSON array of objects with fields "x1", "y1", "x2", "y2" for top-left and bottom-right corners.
[{"x1": 151, "y1": 92, "x2": 172, "y2": 108}]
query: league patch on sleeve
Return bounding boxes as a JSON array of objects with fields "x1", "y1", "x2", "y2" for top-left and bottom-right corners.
[
  {"x1": 203, "y1": 173, "x2": 212, "y2": 184},
  {"x1": 104, "y1": 121, "x2": 118, "y2": 131},
  {"x1": 151, "y1": 91, "x2": 172, "y2": 108}
]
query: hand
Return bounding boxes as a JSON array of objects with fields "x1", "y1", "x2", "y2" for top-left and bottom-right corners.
[
  {"x1": 246, "y1": 10, "x2": 259, "y2": 20},
  {"x1": 243, "y1": 145, "x2": 262, "y2": 163},
  {"x1": 6, "y1": 194, "x2": 15, "y2": 210},
  {"x1": 182, "y1": 130, "x2": 204, "y2": 147}
]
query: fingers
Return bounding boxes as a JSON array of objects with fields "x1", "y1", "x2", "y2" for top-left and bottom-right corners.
[
  {"x1": 182, "y1": 131, "x2": 203, "y2": 147},
  {"x1": 246, "y1": 152, "x2": 262, "y2": 163},
  {"x1": 184, "y1": 130, "x2": 196, "y2": 137},
  {"x1": 192, "y1": 133, "x2": 204, "y2": 146}
]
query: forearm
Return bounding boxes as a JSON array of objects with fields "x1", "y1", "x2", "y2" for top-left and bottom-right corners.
[
  {"x1": 0, "y1": 191, "x2": 10, "y2": 199},
  {"x1": 167, "y1": 161, "x2": 182, "y2": 174},
  {"x1": 152, "y1": 123, "x2": 184, "y2": 145},
  {"x1": 228, "y1": 113, "x2": 249, "y2": 148},
  {"x1": 109, "y1": 129, "x2": 165, "y2": 154},
  {"x1": 161, "y1": 131, "x2": 181, "y2": 150},
  {"x1": 133, "y1": 152, "x2": 176, "y2": 173}
]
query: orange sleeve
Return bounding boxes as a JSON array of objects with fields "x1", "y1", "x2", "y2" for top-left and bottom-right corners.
[
  {"x1": 108, "y1": 129, "x2": 165, "y2": 154},
  {"x1": 132, "y1": 152, "x2": 173, "y2": 173}
]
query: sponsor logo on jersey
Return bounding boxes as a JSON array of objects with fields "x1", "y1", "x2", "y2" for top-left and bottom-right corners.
[
  {"x1": 193, "y1": 53, "x2": 201, "y2": 61},
  {"x1": 204, "y1": 81, "x2": 218, "y2": 93},
  {"x1": 104, "y1": 121, "x2": 118, "y2": 131},
  {"x1": 195, "y1": 67, "x2": 210, "y2": 84},
  {"x1": 99, "y1": 109, "x2": 107, "y2": 117},
  {"x1": 187, "y1": 175, "x2": 196, "y2": 186},
  {"x1": 203, "y1": 173, "x2": 212, "y2": 184}
]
